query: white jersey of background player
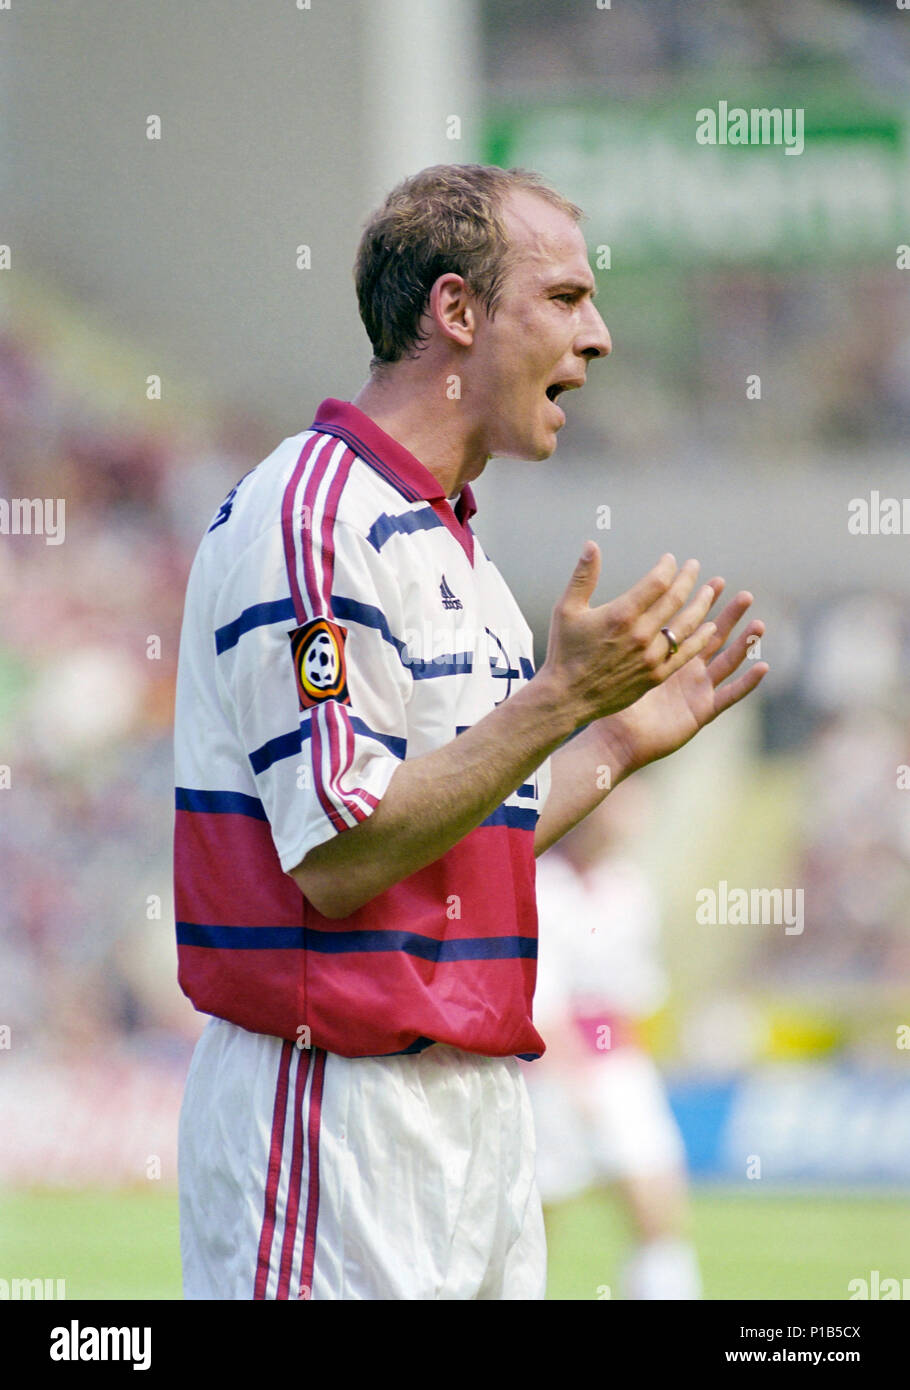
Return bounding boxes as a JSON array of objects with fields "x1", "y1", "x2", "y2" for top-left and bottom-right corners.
[{"x1": 525, "y1": 779, "x2": 702, "y2": 1300}]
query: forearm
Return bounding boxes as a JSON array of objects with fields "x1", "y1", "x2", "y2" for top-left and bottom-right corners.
[
  {"x1": 533, "y1": 716, "x2": 637, "y2": 856},
  {"x1": 291, "y1": 549, "x2": 734, "y2": 915},
  {"x1": 291, "y1": 669, "x2": 579, "y2": 917}
]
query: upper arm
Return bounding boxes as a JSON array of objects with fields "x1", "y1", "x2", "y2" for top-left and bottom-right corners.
[{"x1": 212, "y1": 503, "x2": 412, "y2": 894}]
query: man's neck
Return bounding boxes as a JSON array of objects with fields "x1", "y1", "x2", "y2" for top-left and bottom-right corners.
[{"x1": 352, "y1": 369, "x2": 488, "y2": 499}]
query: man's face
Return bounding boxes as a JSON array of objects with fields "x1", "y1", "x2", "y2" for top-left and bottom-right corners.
[{"x1": 469, "y1": 189, "x2": 612, "y2": 462}]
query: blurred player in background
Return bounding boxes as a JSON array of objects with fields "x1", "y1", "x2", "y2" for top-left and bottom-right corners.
[{"x1": 526, "y1": 781, "x2": 701, "y2": 1299}]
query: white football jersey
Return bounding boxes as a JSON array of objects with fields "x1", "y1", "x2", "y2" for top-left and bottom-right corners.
[{"x1": 174, "y1": 398, "x2": 551, "y2": 1058}]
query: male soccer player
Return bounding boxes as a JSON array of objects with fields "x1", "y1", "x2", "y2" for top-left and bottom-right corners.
[{"x1": 174, "y1": 163, "x2": 768, "y2": 1300}]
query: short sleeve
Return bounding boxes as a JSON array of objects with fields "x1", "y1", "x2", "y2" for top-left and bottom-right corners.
[{"x1": 213, "y1": 518, "x2": 412, "y2": 875}]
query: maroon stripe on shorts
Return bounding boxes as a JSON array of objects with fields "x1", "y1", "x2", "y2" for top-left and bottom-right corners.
[
  {"x1": 253, "y1": 1040, "x2": 293, "y2": 1299},
  {"x1": 276, "y1": 1046, "x2": 312, "y2": 1299},
  {"x1": 299, "y1": 1048, "x2": 327, "y2": 1298}
]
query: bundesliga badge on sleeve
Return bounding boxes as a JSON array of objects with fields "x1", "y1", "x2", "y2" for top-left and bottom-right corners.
[{"x1": 290, "y1": 617, "x2": 350, "y2": 708}]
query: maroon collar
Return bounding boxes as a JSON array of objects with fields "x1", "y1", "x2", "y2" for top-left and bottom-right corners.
[{"x1": 312, "y1": 398, "x2": 477, "y2": 561}]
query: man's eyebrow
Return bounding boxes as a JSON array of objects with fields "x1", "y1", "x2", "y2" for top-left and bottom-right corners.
[{"x1": 544, "y1": 278, "x2": 598, "y2": 299}]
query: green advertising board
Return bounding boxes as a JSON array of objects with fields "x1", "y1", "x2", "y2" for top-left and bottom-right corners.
[{"x1": 483, "y1": 73, "x2": 909, "y2": 267}]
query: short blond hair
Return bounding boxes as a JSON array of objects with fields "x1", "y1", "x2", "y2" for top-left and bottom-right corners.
[{"x1": 354, "y1": 164, "x2": 583, "y2": 366}]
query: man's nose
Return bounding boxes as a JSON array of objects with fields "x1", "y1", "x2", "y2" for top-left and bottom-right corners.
[{"x1": 579, "y1": 304, "x2": 612, "y2": 360}]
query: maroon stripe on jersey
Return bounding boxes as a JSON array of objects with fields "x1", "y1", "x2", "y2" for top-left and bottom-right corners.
[
  {"x1": 182, "y1": 944, "x2": 542, "y2": 1058},
  {"x1": 293, "y1": 450, "x2": 358, "y2": 828},
  {"x1": 311, "y1": 706, "x2": 351, "y2": 832},
  {"x1": 280, "y1": 434, "x2": 326, "y2": 624},
  {"x1": 276, "y1": 1046, "x2": 311, "y2": 1300},
  {"x1": 325, "y1": 703, "x2": 376, "y2": 827},
  {"x1": 318, "y1": 447, "x2": 354, "y2": 609},
  {"x1": 291, "y1": 444, "x2": 367, "y2": 832},
  {"x1": 176, "y1": 815, "x2": 532, "y2": 938},
  {"x1": 313, "y1": 451, "x2": 371, "y2": 828},
  {"x1": 326, "y1": 703, "x2": 355, "y2": 807},
  {"x1": 253, "y1": 1040, "x2": 294, "y2": 1299},
  {"x1": 177, "y1": 822, "x2": 544, "y2": 1057},
  {"x1": 174, "y1": 809, "x2": 304, "y2": 928},
  {"x1": 315, "y1": 442, "x2": 353, "y2": 799},
  {"x1": 300, "y1": 1048, "x2": 327, "y2": 1298},
  {"x1": 321, "y1": 703, "x2": 381, "y2": 825},
  {"x1": 277, "y1": 438, "x2": 381, "y2": 833},
  {"x1": 298, "y1": 443, "x2": 337, "y2": 618}
]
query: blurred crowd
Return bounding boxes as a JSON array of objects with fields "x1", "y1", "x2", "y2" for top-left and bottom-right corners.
[
  {"x1": 763, "y1": 594, "x2": 910, "y2": 992},
  {"x1": 485, "y1": 0, "x2": 906, "y2": 95},
  {"x1": 0, "y1": 326, "x2": 270, "y2": 1058}
]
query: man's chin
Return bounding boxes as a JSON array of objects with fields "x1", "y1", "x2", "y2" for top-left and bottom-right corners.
[
  {"x1": 491, "y1": 428, "x2": 560, "y2": 463},
  {"x1": 533, "y1": 428, "x2": 560, "y2": 461}
]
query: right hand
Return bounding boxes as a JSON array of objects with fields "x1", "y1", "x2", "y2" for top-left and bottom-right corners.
[{"x1": 542, "y1": 544, "x2": 719, "y2": 724}]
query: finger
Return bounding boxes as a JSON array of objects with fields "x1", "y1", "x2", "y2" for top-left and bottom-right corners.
[
  {"x1": 703, "y1": 591, "x2": 755, "y2": 657},
  {"x1": 713, "y1": 659, "x2": 769, "y2": 716},
  {"x1": 615, "y1": 552, "x2": 679, "y2": 618},
  {"x1": 654, "y1": 618, "x2": 716, "y2": 675},
  {"x1": 643, "y1": 558, "x2": 701, "y2": 633},
  {"x1": 704, "y1": 576, "x2": 726, "y2": 607},
  {"x1": 559, "y1": 541, "x2": 601, "y2": 611},
  {"x1": 644, "y1": 580, "x2": 716, "y2": 667},
  {"x1": 708, "y1": 619, "x2": 765, "y2": 685},
  {"x1": 671, "y1": 580, "x2": 718, "y2": 643}
]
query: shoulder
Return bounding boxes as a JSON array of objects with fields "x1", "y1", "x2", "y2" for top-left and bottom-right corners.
[{"x1": 211, "y1": 429, "x2": 399, "y2": 547}]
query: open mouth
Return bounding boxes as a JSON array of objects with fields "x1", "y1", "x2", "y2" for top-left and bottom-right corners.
[{"x1": 545, "y1": 383, "x2": 567, "y2": 403}]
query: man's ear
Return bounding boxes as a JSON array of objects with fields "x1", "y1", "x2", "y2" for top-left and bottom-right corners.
[{"x1": 428, "y1": 273, "x2": 475, "y2": 348}]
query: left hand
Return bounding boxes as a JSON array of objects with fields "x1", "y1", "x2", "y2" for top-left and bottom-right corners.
[{"x1": 598, "y1": 581, "x2": 769, "y2": 775}]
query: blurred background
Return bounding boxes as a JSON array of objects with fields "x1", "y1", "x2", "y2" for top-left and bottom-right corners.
[{"x1": 2, "y1": 0, "x2": 909, "y2": 1299}]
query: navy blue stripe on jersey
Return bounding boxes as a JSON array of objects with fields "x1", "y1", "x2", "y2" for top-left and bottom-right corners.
[
  {"x1": 249, "y1": 717, "x2": 406, "y2": 775},
  {"x1": 331, "y1": 594, "x2": 473, "y2": 677},
  {"x1": 176, "y1": 787, "x2": 269, "y2": 819},
  {"x1": 366, "y1": 506, "x2": 444, "y2": 552},
  {"x1": 331, "y1": 595, "x2": 408, "y2": 659},
  {"x1": 215, "y1": 598, "x2": 297, "y2": 654},
  {"x1": 348, "y1": 717, "x2": 406, "y2": 759},
  {"x1": 410, "y1": 654, "x2": 473, "y2": 679},
  {"x1": 177, "y1": 921, "x2": 537, "y2": 961},
  {"x1": 249, "y1": 728, "x2": 306, "y2": 775},
  {"x1": 519, "y1": 657, "x2": 535, "y2": 680},
  {"x1": 389, "y1": 1037, "x2": 436, "y2": 1056},
  {"x1": 480, "y1": 804, "x2": 538, "y2": 831}
]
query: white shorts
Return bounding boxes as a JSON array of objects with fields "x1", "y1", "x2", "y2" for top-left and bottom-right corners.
[
  {"x1": 179, "y1": 1018, "x2": 546, "y2": 1300},
  {"x1": 523, "y1": 1047, "x2": 687, "y2": 1204}
]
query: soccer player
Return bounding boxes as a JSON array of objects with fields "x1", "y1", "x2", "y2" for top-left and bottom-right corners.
[
  {"x1": 173, "y1": 163, "x2": 768, "y2": 1300},
  {"x1": 526, "y1": 784, "x2": 702, "y2": 1300}
]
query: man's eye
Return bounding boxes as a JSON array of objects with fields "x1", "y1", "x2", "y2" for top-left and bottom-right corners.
[{"x1": 553, "y1": 293, "x2": 575, "y2": 304}]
